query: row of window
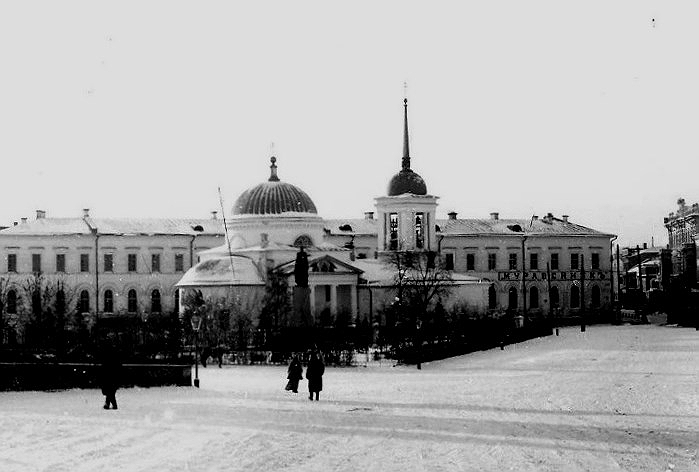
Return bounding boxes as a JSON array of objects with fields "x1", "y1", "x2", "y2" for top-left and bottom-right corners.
[
  {"x1": 5, "y1": 253, "x2": 186, "y2": 274},
  {"x1": 3, "y1": 288, "x2": 175, "y2": 314},
  {"x1": 444, "y1": 252, "x2": 601, "y2": 271},
  {"x1": 487, "y1": 284, "x2": 602, "y2": 310}
]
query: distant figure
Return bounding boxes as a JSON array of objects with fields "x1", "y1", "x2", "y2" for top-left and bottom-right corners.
[
  {"x1": 100, "y1": 349, "x2": 121, "y2": 410},
  {"x1": 285, "y1": 355, "x2": 304, "y2": 394},
  {"x1": 306, "y1": 351, "x2": 325, "y2": 401}
]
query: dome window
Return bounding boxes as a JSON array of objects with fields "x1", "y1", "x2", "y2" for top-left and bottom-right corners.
[{"x1": 293, "y1": 235, "x2": 313, "y2": 248}]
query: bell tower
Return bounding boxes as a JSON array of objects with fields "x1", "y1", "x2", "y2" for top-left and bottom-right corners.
[{"x1": 376, "y1": 97, "x2": 438, "y2": 253}]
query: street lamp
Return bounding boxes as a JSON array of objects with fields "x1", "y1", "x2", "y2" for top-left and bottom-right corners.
[{"x1": 190, "y1": 312, "x2": 203, "y2": 388}]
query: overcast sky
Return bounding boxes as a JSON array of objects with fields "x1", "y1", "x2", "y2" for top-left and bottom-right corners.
[{"x1": 1, "y1": 1, "x2": 696, "y2": 247}]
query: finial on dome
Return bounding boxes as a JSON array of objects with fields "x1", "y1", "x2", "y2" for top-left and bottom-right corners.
[
  {"x1": 269, "y1": 156, "x2": 280, "y2": 182},
  {"x1": 402, "y1": 93, "x2": 411, "y2": 171}
]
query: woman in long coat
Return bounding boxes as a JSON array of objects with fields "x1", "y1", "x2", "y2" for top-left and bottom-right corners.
[
  {"x1": 285, "y1": 355, "x2": 303, "y2": 393},
  {"x1": 305, "y1": 351, "x2": 325, "y2": 401}
]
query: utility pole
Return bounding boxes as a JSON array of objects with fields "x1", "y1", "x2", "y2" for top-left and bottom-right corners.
[
  {"x1": 636, "y1": 244, "x2": 642, "y2": 320},
  {"x1": 616, "y1": 244, "x2": 621, "y2": 324},
  {"x1": 580, "y1": 255, "x2": 585, "y2": 332},
  {"x1": 547, "y1": 262, "x2": 557, "y2": 336},
  {"x1": 521, "y1": 236, "x2": 527, "y2": 322}
]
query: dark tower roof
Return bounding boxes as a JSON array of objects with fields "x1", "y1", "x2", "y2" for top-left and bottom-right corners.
[
  {"x1": 387, "y1": 98, "x2": 427, "y2": 196},
  {"x1": 233, "y1": 157, "x2": 318, "y2": 215}
]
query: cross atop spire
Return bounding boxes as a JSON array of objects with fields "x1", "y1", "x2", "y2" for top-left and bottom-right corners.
[
  {"x1": 402, "y1": 95, "x2": 411, "y2": 171},
  {"x1": 268, "y1": 156, "x2": 280, "y2": 182}
]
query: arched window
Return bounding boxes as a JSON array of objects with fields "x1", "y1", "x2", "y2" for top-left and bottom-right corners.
[
  {"x1": 570, "y1": 286, "x2": 580, "y2": 308},
  {"x1": 128, "y1": 289, "x2": 138, "y2": 313},
  {"x1": 508, "y1": 287, "x2": 518, "y2": 311},
  {"x1": 151, "y1": 289, "x2": 161, "y2": 313},
  {"x1": 103, "y1": 290, "x2": 113, "y2": 313},
  {"x1": 591, "y1": 285, "x2": 601, "y2": 308},
  {"x1": 488, "y1": 285, "x2": 497, "y2": 309},
  {"x1": 79, "y1": 290, "x2": 90, "y2": 313},
  {"x1": 550, "y1": 286, "x2": 559, "y2": 308},
  {"x1": 7, "y1": 290, "x2": 17, "y2": 314},
  {"x1": 293, "y1": 234, "x2": 313, "y2": 248},
  {"x1": 529, "y1": 286, "x2": 539, "y2": 309}
]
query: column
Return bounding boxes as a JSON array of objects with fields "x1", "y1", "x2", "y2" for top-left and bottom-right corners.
[
  {"x1": 350, "y1": 284, "x2": 358, "y2": 318},
  {"x1": 309, "y1": 285, "x2": 316, "y2": 319},
  {"x1": 330, "y1": 284, "x2": 337, "y2": 317}
]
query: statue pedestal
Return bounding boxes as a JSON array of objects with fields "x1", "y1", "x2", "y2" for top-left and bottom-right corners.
[{"x1": 292, "y1": 286, "x2": 312, "y2": 328}]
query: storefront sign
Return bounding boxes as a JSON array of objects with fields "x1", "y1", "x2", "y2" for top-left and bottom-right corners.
[{"x1": 497, "y1": 271, "x2": 607, "y2": 281}]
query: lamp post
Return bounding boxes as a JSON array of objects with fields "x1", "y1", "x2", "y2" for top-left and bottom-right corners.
[{"x1": 190, "y1": 312, "x2": 203, "y2": 388}]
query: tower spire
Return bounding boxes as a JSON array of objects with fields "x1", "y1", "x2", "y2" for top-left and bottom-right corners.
[{"x1": 402, "y1": 95, "x2": 411, "y2": 171}]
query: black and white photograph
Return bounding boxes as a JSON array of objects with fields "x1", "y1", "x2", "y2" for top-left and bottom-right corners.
[{"x1": 0, "y1": 1, "x2": 697, "y2": 471}]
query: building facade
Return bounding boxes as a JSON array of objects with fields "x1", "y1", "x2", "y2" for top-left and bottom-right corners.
[
  {"x1": 0, "y1": 210, "x2": 223, "y2": 327},
  {"x1": 1, "y1": 98, "x2": 616, "y2": 346}
]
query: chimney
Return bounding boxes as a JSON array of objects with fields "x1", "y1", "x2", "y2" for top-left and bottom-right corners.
[
  {"x1": 82, "y1": 208, "x2": 90, "y2": 218},
  {"x1": 490, "y1": 212, "x2": 499, "y2": 221},
  {"x1": 364, "y1": 211, "x2": 374, "y2": 220},
  {"x1": 21, "y1": 217, "x2": 27, "y2": 224},
  {"x1": 211, "y1": 211, "x2": 218, "y2": 220},
  {"x1": 643, "y1": 242, "x2": 647, "y2": 249},
  {"x1": 36, "y1": 210, "x2": 46, "y2": 219},
  {"x1": 561, "y1": 215, "x2": 569, "y2": 223},
  {"x1": 448, "y1": 211, "x2": 458, "y2": 220}
]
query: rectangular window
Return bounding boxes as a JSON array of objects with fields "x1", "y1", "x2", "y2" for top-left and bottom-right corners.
[
  {"x1": 530, "y1": 253, "x2": 538, "y2": 270},
  {"x1": 56, "y1": 254, "x2": 65, "y2": 273},
  {"x1": 466, "y1": 253, "x2": 475, "y2": 271},
  {"x1": 128, "y1": 254, "x2": 137, "y2": 272},
  {"x1": 80, "y1": 254, "x2": 89, "y2": 272},
  {"x1": 509, "y1": 253, "x2": 518, "y2": 270},
  {"x1": 32, "y1": 254, "x2": 41, "y2": 273},
  {"x1": 488, "y1": 253, "x2": 496, "y2": 270},
  {"x1": 389, "y1": 213, "x2": 399, "y2": 250},
  {"x1": 591, "y1": 253, "x2": 600, "y2": 270},
  {"x1": 551, "y1": 253, "x2": 559, "y2": 270},
  {"x1": 7, "y1": 254, "x2": 17, "y2": 272},
  {"x1": 175, "y1": 254, "x2": 184, "y2": 272},
  {"x1": 570, "y1": 253, "x2": 579, "y2": 270},
  {"x1": 325, "y1": 285, "x2": 331, "y2": 302},
  {"x1": 151, "y1": 254, "x2": 161, "y2": 273},
  {"x1": 414, "y1": 212, "x2": 424, "y2": 249},
  {"x1": 104, "y1": 254, "x2": 113, "y2": 272},
  {"x1": 445, "y1": 253, "x2": 454, "y2": 271}
]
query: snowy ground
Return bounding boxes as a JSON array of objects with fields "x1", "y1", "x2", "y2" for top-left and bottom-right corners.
[{"x1": 0, "y1": 324, "x2": 697, "y2": 472}]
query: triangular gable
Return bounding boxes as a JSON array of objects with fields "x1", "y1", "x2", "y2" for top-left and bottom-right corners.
[{"x1": 275, "y1": 254, "x2": 363, "y2": 276}]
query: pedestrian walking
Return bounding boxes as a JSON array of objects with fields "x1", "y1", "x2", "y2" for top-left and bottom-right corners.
[
  {"x1": 285, "y1": 354, "x2": 304, "y2": 394},
  {"x1": 100, "y1": 348, "x2": 121, "y2": 410},
  {"x1": 306, "y1": 351, "x2": 325, "y2": 401}
]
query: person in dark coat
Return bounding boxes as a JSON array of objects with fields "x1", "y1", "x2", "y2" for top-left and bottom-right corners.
[
  {"x1": 285, "y1": 355, "x2": 304, "y2": 393},
  {"x1": 305, "y1": 351, "x2": 325, "y2": 401},
  {"x1": 100, "y1": 348, "x2": 121, "y2": 410}
]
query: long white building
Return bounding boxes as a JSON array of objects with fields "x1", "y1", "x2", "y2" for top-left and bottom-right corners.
[{"x1": 0, "y1": 99, "x2": 615, "y2": 345}]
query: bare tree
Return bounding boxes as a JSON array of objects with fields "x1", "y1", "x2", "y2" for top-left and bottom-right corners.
[
  {"x1": 0, "y1": 276, "x2": 14, "y2": 346},
  {"x1": 384, "y1": 251, "x2": 453, "y2": 368}
]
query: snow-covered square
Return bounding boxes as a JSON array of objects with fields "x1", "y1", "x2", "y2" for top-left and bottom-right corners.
[{"x1": 1, "y1": 324, "x2": 697, "y2": 471}]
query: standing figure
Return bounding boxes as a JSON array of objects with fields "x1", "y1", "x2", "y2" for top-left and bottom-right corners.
[
  {"x1": 285, "y1": 355, "x2": 304, "y2": 394},
  {"x1": 100, "y1": 348, "x2": 121, "y2": 410},
  {"x1": 305, "y1": 351, "x2": 325, "y2": 401}
]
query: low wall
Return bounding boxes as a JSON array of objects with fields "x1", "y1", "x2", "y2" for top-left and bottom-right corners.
[{"x1": 0, "y1": 363, "x2": 192, "y2": 392}]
